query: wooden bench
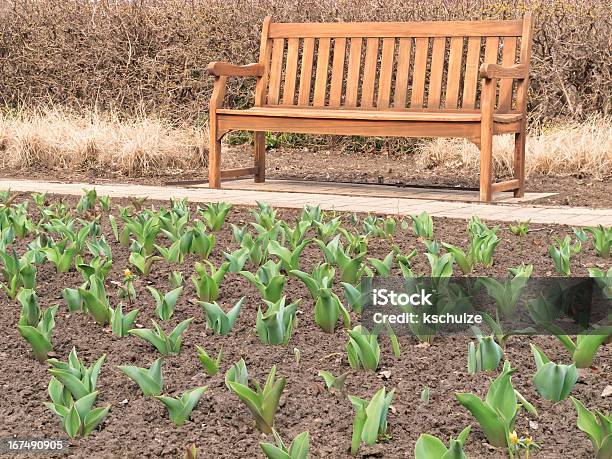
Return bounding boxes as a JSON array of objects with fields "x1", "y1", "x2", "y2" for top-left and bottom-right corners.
[{"x1": 207, "y1": 14, "x2": 534, "y2": 202}]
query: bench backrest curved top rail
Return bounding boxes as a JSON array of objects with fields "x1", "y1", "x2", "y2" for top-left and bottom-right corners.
[{"x1": 254, "y1": 15, "x2": 533, "y2": 114}]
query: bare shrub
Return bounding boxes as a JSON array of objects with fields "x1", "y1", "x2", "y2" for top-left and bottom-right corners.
[{"x1": 0, "y1": 0, "x2": 609, "y2": 124}]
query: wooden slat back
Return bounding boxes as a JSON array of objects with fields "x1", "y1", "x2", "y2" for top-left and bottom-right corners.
[
  {"x1": 328, "y1": 38, "x2": 346, "y2": 107},
  {"x1": 461, "y1": 37, "x2": 482, "y2": 109},
  {"x1": 360, "y1": 38, "x2": 379, "y2": 108},
  {"x1": 313, "y1": 38, "x2": 331, "y2": 106},
  {"x1": 393, "y1": 38, "x2": 412, "y2": 108},
  {"x1": 282, "y1": 38, "x2": 299, "y2": 105},
  {"x1": 376, "y1": 38, "x2": 395, "y2": 108},
  {"x1": 482, "y1": 36, "x2": 501, "y2": 111},
  {"x1": 410, "y1": 38, "x2": 428, "y2": 108},
  {"x1": 345, "y1": 38, "x2": 362, "y2": 108},
  {"x1": 498, "y1": 36, "x2": 519, "y2": 112},
  {"x1": 297, "y1": 38, "x2": 315, "y2": 105},
  {"x1": 259, "y1": 16, "x2": 531, "y2": 113},
  {"x1": 266, "y1": 38, "x2": 284, "y2": 105},
  {"x1": 426, "y1": 37, "x2": 446, "y2": 109},
  {"x1": 444, "y1": 37, "x2": 464, "y2": 109}
]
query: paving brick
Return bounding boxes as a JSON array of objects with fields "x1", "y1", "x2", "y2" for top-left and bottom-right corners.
[{"x1": 0, "y1": 179, "x2": 610, "y2": 226}]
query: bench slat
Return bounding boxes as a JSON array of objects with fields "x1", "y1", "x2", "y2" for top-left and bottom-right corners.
[
  {"x1": 377, "y1": 38, "x2": 395, "y2": 108},
  {"x1": 427, "y1": 37, "x2": 446, "y2": 109},
  {"x1": 483, "y1": 36, "x2": 500, "y2": 109},
  {"x1": 298, "y1": 38, "x2": 315, "y2": 105},
  {"x1": 445, "y1": 37, "x2": 464, "y2": 109},
  {"x1": 267, "y1": 38, "x2": 284, "y2": 105},
  {"x1": 515, "y1": 15, "x2": 534, "y2": 114},
  {"x1": 410, "y1": 38, "x2": 428, "y2": 108},
  {"x1": 462, "y1": 37, "x2": 482, "y2": 109},
  {"x1": 219, "y1": 167, "x2": 258, "y2": 179},
  {"x1": 218, "y1": 115, "x2": 483, "y2": 140},
  {"x1": 345, "y1": 38, "x2": 362, "y2": 107},
  {"x1": 217, "y1": 106, "x2": 522, "y2": 123},
  {"x1": 313, "y1": 38, "x2": 331, "y2": 106},
  {"x1": 498, "y1": 37, "x2": 518, "y2": 112},
  {"x1": 393, "y1": 38, "x2": 411, "y2": 108},
  {"x1": 483, "y1": 36, "x2": 500, "y2": 65},
  {"x1": 491, "y1": 179, "x2": 520, "y2": 192},
  {"x1": 254, "y1": 17, "x2": 272, "y2": 106},
  {"x1": 361, "y1": 38, "x2": 379, "y2": 108},
  {"x1": 268, "y1": 20, "x2": 523, "y2": 38},
  {"x1": 282, "y1": 38, "x2": 299, "y2": 105},
  {"x1": 329, "y1": 38, "x2": 346, "y2": 107}
]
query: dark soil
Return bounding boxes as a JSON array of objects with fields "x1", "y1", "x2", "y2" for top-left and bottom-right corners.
[
  {"x1": 256, "y1": 147, "x2": 612, "y2": 209},
  {"x1": 0, "y1": 194, "x2": 610, "y2": 459},
  {"x1": 1, "y1": 144, "x2": 610, "y2": 208}
]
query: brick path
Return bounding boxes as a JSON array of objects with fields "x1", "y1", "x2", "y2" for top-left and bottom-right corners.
[
  {"x1": 0, "y1": 178, "x2": 610, "y2": 226},
  {"x1": 209, "y1": 178, "x2": 557, "y2": 204}
]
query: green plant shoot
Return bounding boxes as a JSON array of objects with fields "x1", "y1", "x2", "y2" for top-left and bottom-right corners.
[
  {"x1": 154, "y1": 386, "x2": 207, "y2": 426},
  {"x1": 118, "y1": 358, "x2": 164, "y2": 396},
  {"x1": 350, "y1": 387, "x2": 395, "y2": 454},
  {"x1": 227, "y1": 365, "x2": 285, "y2": 434},
  {"x1": 260, "y1": 430, "x2": 310, "y2": 459},
  {"x1": 530, "y1": 344, "x2": 578, "y2": 401},
  {"x1": 196, "y1": 345, "x2": 222, "y2": 376},
  {"x1": 128, "y1": 318, "x2": 193, "y2": 355},
  {"x1": 200, "y1": 297, "x2": 244, "y2": 335}
]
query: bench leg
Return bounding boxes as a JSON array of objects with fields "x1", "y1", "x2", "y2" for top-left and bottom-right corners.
[
  {"x1": 513, "y1": 129, "x2": 526, "y2": 198},
  {"x1": 208, "y1": 122, "x2": 221, "y2": 188},
  {"x1": 479, "y1": 133, "x2": 493, "y2": 202},
  {"x1": 253, "y1": 131, "x2": 265, "y2": 183}
]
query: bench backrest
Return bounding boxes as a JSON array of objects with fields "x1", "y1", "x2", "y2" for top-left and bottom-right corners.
[{"x1": 255, "y1": 15, "x2": 533, "y2": 114}]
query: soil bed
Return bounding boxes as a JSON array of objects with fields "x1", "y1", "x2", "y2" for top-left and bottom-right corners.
[
  {"x1": 1, "y1": 144, "x2": 610, "y2": 208},
  {"x1": 0, "y1": 194, "x2": 610, "y2": 459}
]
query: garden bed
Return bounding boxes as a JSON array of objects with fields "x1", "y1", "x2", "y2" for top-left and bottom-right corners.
[
  {"x1": 2, "y1": 144, "x2": 610, "y2": 208},
  {"x1": 0, "y1": 194, "x2": 610, "y2": 458}
]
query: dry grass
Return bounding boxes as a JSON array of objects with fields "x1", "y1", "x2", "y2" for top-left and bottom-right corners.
[
  {"x1": 0, "y1": 109, "x2": 207, "y2": 177},
  {"x1": 416, "y1": 116, "x2": 612, "y2": 179},
  {"x1": 0, "y1": 109, "x2": 609, "y2": 179}
]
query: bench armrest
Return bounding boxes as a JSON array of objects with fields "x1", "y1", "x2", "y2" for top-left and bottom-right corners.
[
  {"x1": 479, "y1": 63, "x2": 528, "y2": 79},
  {"x1": 207, "y1": 61, "x2": 264, "y2": 77}
]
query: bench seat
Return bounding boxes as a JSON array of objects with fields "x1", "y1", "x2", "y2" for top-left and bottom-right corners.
[{"x1": 217, "y1": 107, "x2": 522, "y2": 124}]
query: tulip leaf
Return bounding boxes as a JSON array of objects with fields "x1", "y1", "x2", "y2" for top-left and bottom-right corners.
[{"x1": 154, "y1": 386, "x2": 207, "y2": 426}]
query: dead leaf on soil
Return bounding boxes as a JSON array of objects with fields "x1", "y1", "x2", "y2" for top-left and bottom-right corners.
[{"x1": 320, "y1": 352, "x2": 343, "y2": 361}]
